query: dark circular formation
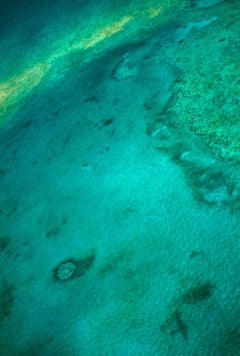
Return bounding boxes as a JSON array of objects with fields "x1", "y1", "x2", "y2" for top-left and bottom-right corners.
[{"x1": 54, "y1": 260, "x2": 77, "y2": 281}]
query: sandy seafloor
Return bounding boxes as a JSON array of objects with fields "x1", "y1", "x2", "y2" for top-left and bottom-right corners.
[{"x1": 0, "y1": 0, "x2": 240, "y2": 354}]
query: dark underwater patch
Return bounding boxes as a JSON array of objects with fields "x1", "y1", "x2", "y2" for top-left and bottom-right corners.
[
  {"x1": 0, "y1": 236, "x2": 10, "y2": 252},
  {"x1": 160, "y1": 277, "x2": 215, "y2": 342},
  {"x1": 181, "y1": 281, "x2": 215, "y2": 305},
  {"x1": 0, "y1": 282, "x2": 15, "y2": 320},
  {"x1": 160, "y1": 309, "x2": 189, "y2": 340}
]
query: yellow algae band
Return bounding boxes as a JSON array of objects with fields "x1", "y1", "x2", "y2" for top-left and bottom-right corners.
[
  {"x1": 70, "y1": 16, "x2": 133, "y2": 52},
  {"x1": 0, "y1": 0, "x2": 187, "y2": 126},
  {"x1": 0, "y1": 16, "x2": 133, "y2": 126},
  {"x1": 0, "y1": 62, "x2": 52, "y2": 126}
]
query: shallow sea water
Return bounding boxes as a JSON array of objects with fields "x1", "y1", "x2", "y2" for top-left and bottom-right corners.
[{"x1": 0, "y1": 0, "x2": 240, "y2": 355}]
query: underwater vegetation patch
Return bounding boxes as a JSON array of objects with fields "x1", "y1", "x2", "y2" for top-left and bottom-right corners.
[
  {"x1": 46, "y1": 227, "x2": 62, "y2": 239},
  {"x1": 146, "y1": 90, "x2": 240, "y2": 211},
  {"x1": 181, "y1": 281, "x2": 215, "y2": 305},
  {"x1": 160, "y1": 279, "x2": 215, "y2": 339},
  {"x1": 167, "y1": 4, "x2": 240, "y2": 162},
  {"x1": 0, "y1": 281, "x2": 15, "y2": 320},
  {"x1": 0, "y1": 236, "x2": 10, "y2": 252},
  {"x1": 40, "y1": 212, "x2": 68, "y2": 240},
  {"x1": 160, "y1": 309, "x2": 189, "y2": 340},
  {"x1": 98, "y1": 248, "x2": 133, "y2": 276},
  {"x1": 180, "y1": 162, "x2": 230, "y2": 205}
]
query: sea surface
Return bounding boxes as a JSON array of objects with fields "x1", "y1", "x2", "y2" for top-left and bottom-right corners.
[{"x1": 0, "y1": 0, "x2": 240, "y2": 354}]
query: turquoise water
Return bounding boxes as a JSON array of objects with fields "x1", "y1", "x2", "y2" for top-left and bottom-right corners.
[{"x1": 1, "y1": 0, "x2": 240, "y2": 354}]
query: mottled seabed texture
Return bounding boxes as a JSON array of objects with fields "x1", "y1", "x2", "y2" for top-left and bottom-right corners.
[{"x1": 0, "y1": 0, "x2": 240, "y2": 355}]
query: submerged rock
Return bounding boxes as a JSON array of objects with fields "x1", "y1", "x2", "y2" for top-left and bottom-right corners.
[
  {"x1": 56, "y1": 261, "x2": 77, "y2": 281},
  {"x1": 54, "y1": 252, "x2": 95, "y2": 281}
]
